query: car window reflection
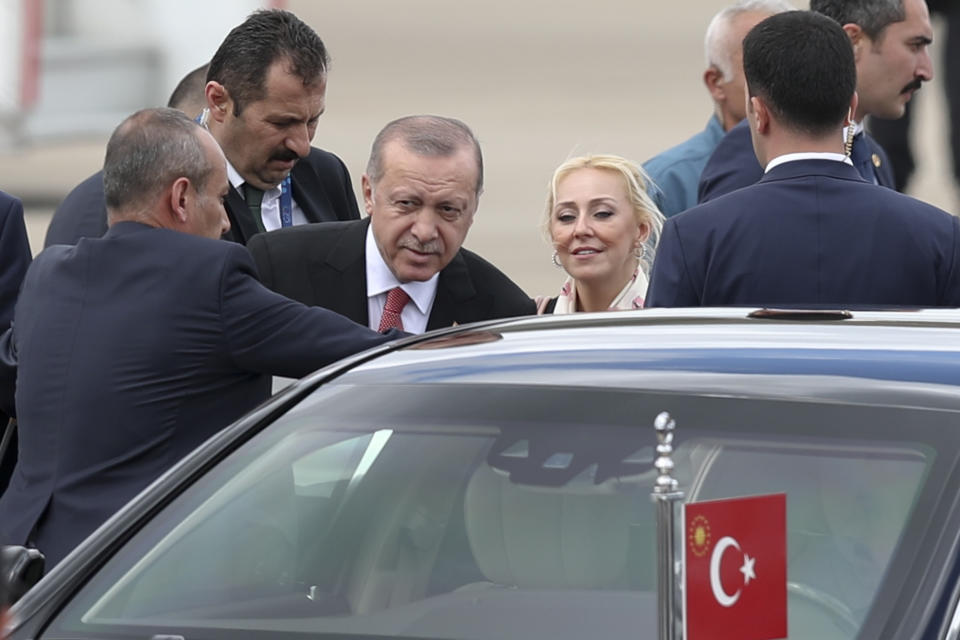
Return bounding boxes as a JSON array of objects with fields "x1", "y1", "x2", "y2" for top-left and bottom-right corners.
[{"x1": 47, "y1": 384, "x2": 935, "y2": 640}]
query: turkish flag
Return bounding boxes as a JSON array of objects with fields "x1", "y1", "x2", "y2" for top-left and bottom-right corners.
[{"x1": 684, "y1": 493, "x2": 787, "y2": 640}]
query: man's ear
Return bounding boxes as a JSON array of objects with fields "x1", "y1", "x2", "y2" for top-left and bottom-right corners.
[
  {"x1": 205, "y1": 82, "x2": 232, "y2": 123},
  {"x1": 751, "y1": 96, "x2": 770, "y2": 134},
  {"x1": 846, "y1": 92, "x2": 860, "y2": 126},
  {"x1": 843, "y1": 23, "x2": 865, "y2": 61},
  {"x1": 169, "y1": 177, "x2": 191, "y2": 224},
  {"x1": 703, "y1": 66, "x2": 726, "y2": 102},
  {"x1": 361, "y1": 174, "x2": 376, "y2": 217}
]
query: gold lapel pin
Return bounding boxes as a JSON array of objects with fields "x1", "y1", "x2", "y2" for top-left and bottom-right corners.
[{"x1": 872, "y1": 154, "x2": 882, "y2": 168}]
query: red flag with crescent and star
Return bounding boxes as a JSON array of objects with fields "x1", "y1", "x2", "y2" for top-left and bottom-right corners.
[{"x1": 684, "y1": 493, "x2": 787, "y2": 640}]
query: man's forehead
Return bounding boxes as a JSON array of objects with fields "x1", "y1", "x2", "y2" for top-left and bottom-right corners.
[
  {"x1": 382, "y1": 141, "x2": 479, "y2": 180},
  {"x1": 872, "y1": 0, "x2": 933, "y2": 42}
]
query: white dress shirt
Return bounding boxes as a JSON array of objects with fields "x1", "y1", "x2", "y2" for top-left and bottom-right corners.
[
  {"x1": 365, "y1": 224, "x2": 438, "y2": 334},
  {"x1": 226, "y1": 161, "x2": 308, "y2": 231}
]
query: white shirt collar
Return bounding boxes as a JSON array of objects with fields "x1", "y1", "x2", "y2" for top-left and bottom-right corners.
[
  {"x1": 226, "y1": 159, "x2": 282, "y2": 200},
  {"x1": 364, "y1": 223, "x2": 438, "y2": 315},
  {"x1": 765, "y1": 152, "x2": 853, "y2": 173}
]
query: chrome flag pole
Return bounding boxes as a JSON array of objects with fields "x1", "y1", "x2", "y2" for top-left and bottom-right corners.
[{"x1": 652, "y1": 411, "x2": 684, "y2": 640}]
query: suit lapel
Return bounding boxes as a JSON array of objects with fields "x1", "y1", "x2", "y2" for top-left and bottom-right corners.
[
  {"x1": 428, "y1": 251, "x2": 476, "y2": 331},
  {"x1": 222, "y1": 185, "x2": 261, "y2": 244},
  {"x1": 291, "y1": 161, "x2": 334, "y2": 223},
  {"x1": 312, "y1": 219, "x2": 370, "y2": 326}
]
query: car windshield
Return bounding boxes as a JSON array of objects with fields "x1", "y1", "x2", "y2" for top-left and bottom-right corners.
[{"x1": 45, "y1": 382, "x2": 952, "y2": 640}]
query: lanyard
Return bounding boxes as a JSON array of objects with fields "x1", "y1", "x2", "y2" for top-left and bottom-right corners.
[{"x1": 279, "y1": 175, "x2": 293, "y2": 228}]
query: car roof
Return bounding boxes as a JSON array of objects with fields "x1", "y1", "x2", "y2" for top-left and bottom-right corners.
[{"x1": 335, "y1": 308, "x2": 960, "y2": 410}]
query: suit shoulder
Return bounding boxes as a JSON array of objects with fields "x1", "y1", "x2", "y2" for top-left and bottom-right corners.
[
  {"x1": 249, "y1": 219, "x2": 357, "y2": 252},
  {"x1": 877, "y1": 189, "x2": 955, "y2": 223},
  {"x1": 56, "y1": 171, "x2": 105, "y2": 209},
  {"x1": 669, "y1": 193, "x2": 736, "y2": 227},
  {"x1": 459, "y1": 248, "x2": 518, "y2": 280},
  {"x1": 458, "y1": 248, "x2": 532, "y2": 303},
  {"x1": 0, "y1": 189, "x2": 21, "y2": 212},
  {"x1": 303, "y1": 147, "x2": 350, "y2": 172}
]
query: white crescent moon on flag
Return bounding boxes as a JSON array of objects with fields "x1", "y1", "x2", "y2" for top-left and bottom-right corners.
[{"x1": 710, "y1": 536, "x2": 742, "y2": 607}]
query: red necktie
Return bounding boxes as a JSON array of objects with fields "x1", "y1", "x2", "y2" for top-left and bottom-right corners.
[{"x1": 378, "y1": 287, "x2": 410, "y2": 332}]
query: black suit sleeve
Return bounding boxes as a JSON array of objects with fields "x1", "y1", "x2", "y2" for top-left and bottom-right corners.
[
  {"x1": 0, "y1": 195, "x2": 31, "y2": 332},
  {"x1": 245, "y1": 232, "x2": 277, "y2": 291},
  {"x1": 219, "y1": 245, "x2": 397, "y2": 378},
  {"x1": 0, "y1": 327, "x2": 15, "y2": 418},
  {"x1": 647, "y1": 219, "x2": 700, "y2": 307}
]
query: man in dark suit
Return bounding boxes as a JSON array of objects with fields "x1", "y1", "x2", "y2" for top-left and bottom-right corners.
[
  {"x1": 648, "y1": 11, "x2": 960, "y2": 308},
  {"x1": 43, "y1": 65, "x2": 209, "y2": 247},
  {"x1": 868, "y1": 0, "x2": 959, "y2": 192},
  {"x1": 248, "y1": 116, "x2": 535, "y2": 332},
  {"x1": 45, "y1": 9, "x2": 359, "y2": 249},
  {"x1": 0, "y1": 108, "x2": 399, "y2": 569},
  {"x1": 697, "y1": 0, "x2": 934, "y2": 202},
  {"x1": 204, "y1": 9, "x2": 359, "y2": 244},
  {"x1": 0, "y1": 192, "x2": 30, "y2": 346},
  {"x1": 0, "y1": 191, "x2": 30, "y2": 495}
]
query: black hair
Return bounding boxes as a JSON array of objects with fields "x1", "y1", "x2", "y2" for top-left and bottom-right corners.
[
  {"x1": 743, "y1": 11, "x2": 857, "y2": 137},
  {"x1": 206, "y1": 10, "x2": 328, "y2": 115},
  {"x1": 166, "y1": 63, "x2": 210, "y2": 111},
  {"x1": 811, "y1": 0, "x2": 905, "y2": 40}
]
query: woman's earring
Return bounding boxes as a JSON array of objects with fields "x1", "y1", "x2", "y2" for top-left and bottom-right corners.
[
  {"x1": 633, "y1": 244, "x2": 646, "y2": 260},
  {"x1": 552, "y1": 251, "x2": 562, "y2": 268}
]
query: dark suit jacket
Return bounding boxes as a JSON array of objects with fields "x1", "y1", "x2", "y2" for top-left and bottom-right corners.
[
  {"x1": 44, "y1": 147, "x2": 360, "y2": 248},
  {"x1": 697, "y1": 119, "x2": 896, "y2": 203},
  {"x1": 43, "y1": 171, "x2": 108, "y2": 247},
  {"x1": 0, "y1": 221, "x2": 397, "y2": 568},
  {"x1": 0, "y1": 191, "x2": 31, "y2": 333},
  {"x1": 247, "y1": 218, "x2": 536, "y2": 329},
  {"x1": 648, "y1": 159, "x2": 960, "y2": 308},
  {"x1": 0, "y1": 191, "x2": 31, "y2": 494}
]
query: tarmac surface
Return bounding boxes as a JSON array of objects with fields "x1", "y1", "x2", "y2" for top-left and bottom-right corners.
[{"x1": 2, "y1": 1, "x2": 957, "y2": 297}]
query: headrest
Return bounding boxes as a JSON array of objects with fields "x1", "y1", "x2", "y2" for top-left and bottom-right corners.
[{"x1": 463, "y1": 464, "x2": 633, "y2": 589}]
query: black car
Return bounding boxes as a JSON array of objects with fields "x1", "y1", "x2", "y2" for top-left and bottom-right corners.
[{"x1": 6, "y1": 308, "x2": 960, "y2": 640}]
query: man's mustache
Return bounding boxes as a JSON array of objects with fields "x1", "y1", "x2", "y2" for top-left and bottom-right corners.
[
  {"x1": 901, "y1": 77, "x2": 923, "y2": 95},
  {"x1": 399, "y1": 239, "x2": 442, "y2": 254},
  {"x1": 270, "y1": 150, "x2": 301, "y2": 163}
]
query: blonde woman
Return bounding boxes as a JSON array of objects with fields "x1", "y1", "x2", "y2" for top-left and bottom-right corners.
[{"x1": 538, "y1": 155, "x2": 665, "y2": 314}]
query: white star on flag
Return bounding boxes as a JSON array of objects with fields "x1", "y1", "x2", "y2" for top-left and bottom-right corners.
[{"x1": 740, "y1": 553, "x2": 756, "y2": 585}]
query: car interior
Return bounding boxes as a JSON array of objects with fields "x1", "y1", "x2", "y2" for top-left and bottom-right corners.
[{"x1": 45, "y1": 387, "x2": 932, "y2": 640}]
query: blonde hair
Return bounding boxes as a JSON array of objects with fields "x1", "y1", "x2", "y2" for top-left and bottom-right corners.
[{"x1": 543, "y1": 154, "x2": 665, "y2": 275}]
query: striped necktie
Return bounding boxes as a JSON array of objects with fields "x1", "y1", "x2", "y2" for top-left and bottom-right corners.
[{"x1": 378, "y1": 287, "x2": 410, "y2": 332}]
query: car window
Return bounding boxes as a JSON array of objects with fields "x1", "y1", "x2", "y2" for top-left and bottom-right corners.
[{"x1": 43, "y1": 384, "x2": 942, "y2": 640}]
